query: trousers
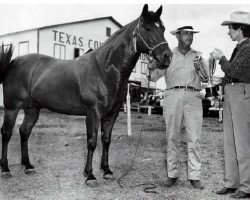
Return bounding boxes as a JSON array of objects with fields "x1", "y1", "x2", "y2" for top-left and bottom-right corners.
[
  {"x1": 223, "y1": 83, "x2": 250, "y2": 193},
  {"x1": 163, "y1": 89, "x2": 203, "y2": 180}
]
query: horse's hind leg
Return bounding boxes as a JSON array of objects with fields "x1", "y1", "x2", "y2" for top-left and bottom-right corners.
[
  {"x1": 19, "y1": 105, "x2": 40, "y2": 174},
  {"x1": 0, "y1": 109, "x2": 19, "y2": 177}
]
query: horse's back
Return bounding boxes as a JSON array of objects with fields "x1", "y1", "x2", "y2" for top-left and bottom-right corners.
[
  {"x1": 3, "y1": 54, "x2": 85, "y2": 114},
  {"x1": 5, "y1": 54, "x2": 56, "y2": 82}
]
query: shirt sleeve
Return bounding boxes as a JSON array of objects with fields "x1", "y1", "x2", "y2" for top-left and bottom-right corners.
[{"x1": 219, "y1": 45, "x2": 250, "y2": 83}]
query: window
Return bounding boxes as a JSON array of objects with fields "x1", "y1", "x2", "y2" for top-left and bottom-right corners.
[
  {"x1": 18, "y1": 41, "x2": 29, "y2": 56},
  {"x1": 106, "y1": 27, "x2": 111, "y2": 37},
  {"x1": 54, "y1": 43, "x2": 66, "y2": 59},
  {"x1": 141, "y1": 62, "x2": 148, "y2": 74},
  {"x1": 139, "y1": 53, "x2": 147, "y2": 61},
  {"x1": 74, "y1": 48, "x2": 84, "y2": 58}
]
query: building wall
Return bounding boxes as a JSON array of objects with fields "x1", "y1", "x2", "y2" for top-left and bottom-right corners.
[
  {"x1": 0, "y1": 30, "x2": 38, "y2": 58},
  {"x1": 39, "y1": 18, "x2": 119, "y2": 59}
]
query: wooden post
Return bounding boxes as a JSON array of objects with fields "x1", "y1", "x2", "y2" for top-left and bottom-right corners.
[
  {"x1": 148, "y1": 106, "x2": 152, "y2": 116},
  {"x1": 218, "y1": 86, "x2": 223, "y2": 122},
  {"x1": 126, "y1": 83, "x2": 132, "y2": 136},
  {"x1": 219, "y1": 109, "x2": 223, "y2": 122}
]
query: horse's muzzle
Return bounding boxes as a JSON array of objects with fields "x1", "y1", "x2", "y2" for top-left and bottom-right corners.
[{"x1": 157, "y1": 51, "x2": 172, "y2": 69}]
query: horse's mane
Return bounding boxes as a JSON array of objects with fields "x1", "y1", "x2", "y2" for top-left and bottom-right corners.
[
  {"x1": 79, "y1": 10, "x2": 165, "y2": 58},
  {"x1": 102, "y1": 14, "x2": 165, "y2": 47},
  {"x1": 77, "y1": 19, "x2": 138, "y2": 60}
]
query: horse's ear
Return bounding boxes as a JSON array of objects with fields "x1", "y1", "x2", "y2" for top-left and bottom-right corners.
[
  {"x1": 155, "y1": 5, "x2": 162, "y2": 17},
  {"x1": 142, "y1": 4, "x2": 148, "y2": 16}
]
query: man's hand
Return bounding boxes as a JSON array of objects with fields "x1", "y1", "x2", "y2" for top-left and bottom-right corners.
[
  {"x1": 211, "y1": 76, "x2": 222, "y2": 85},
  {"x1": 212, "y1": 48, "x2": 224, "y2": 60},
  {"x1": 147, "y1": 59, "x2": 158, "y2": 70},
  {"x1": 193, "y1": 54, "x2": 202, "y2": 71}
]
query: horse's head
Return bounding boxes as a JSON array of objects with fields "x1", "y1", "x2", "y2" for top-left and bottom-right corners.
[{"x1": 133, "y1": 4, "x2": 172, "y2": 69}]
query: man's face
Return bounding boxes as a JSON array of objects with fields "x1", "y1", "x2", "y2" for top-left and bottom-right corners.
[
  {"x1": 177, "y1": 30, "x2": 194, "y2": 47},
  {"x1": 228, "y1": 25, "x2": 242, "y2": 41}
]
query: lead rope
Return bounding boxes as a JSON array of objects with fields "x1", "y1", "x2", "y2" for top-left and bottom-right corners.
[
  {"x1": 116, "y1": 117, "x2": 144, "y2": 187},
  {"x1": 145, "y1": 55, "x2": 152, "y2": 106},
  {"x1": 117, "y1": 56, "x2": 160, "y2": 194},
  {"x1": 116, "y1": 114, "x2": 159, "y2": 194}
]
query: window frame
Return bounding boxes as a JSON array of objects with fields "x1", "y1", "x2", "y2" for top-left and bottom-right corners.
[
  {"x1": 18, "y1": 41, "x2": 29, "y2": 56},
  {"x1": 53, "y1": 43, "x2": 66, "y2": 60}
]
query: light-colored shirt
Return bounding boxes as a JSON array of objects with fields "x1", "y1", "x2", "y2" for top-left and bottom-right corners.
[{"x1": 149, "y1": 47, "x2": 202, "y2": 90}]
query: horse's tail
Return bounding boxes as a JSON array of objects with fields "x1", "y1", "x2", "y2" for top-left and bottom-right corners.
[{"x1": 0, "y1": 44, "x2": 13, "y2": 84}]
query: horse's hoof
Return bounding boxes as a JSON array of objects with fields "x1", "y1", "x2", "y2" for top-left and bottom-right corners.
[
  {"x1": 103, "y1": 173, "x2": 115, "y2": 180},
  {"x1": 85, "y1": 179, "x2": 99, "y2": 187},
  {"x1": 1, "y1": 172, "x2": 12, "y2": 179},
  {"x1": 24, "y1": 168, "x2": 36, "y2": 175}
]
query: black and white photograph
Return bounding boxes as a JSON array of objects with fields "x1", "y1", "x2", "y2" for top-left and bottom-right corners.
[{"x1": 0, "y1": 0, "x2": 250, "y2": 199}]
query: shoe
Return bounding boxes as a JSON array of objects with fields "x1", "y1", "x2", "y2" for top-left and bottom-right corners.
[
  {"x1": 189, "y1": 180, "x2": 204, "y2": 190},
  {"x1": 165, "y1": 177, "x2": 177, "y2": 187},
  {"x1": 216, "y1": 187, "x2": 237, "y2": 195},
  {"x1": 230, "y1": 190, "x2": 250, "y2": 198}
]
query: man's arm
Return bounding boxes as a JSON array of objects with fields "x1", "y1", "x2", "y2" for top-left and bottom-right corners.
[
  {"x1": 146, "y1": 59, "x2": 166, "y2": 82},
  {"x1": 219, "y1": 45, "x2": 250, "y2": 83},
  {"x1": 147, "y1": 68, "x2": 166, "y2": 82}
]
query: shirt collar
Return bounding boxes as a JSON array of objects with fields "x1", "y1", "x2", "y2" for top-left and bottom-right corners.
[
  {"x1": 237, "y1": 38, "x2": 249, "y2": 48},
  {"x1": 172, "y1": 47, "x2": 197, "y2": 54}
]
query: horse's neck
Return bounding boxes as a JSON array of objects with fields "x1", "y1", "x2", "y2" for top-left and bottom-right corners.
[{"x1": 96, "y1": 20, "x2": 140, "y2": 81}]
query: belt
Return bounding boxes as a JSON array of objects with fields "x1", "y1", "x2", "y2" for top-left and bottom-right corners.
[{"x1": 169, "y1": 86, "x2": 200, "y2": 91}]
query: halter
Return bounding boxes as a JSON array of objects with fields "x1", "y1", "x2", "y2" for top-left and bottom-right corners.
[{"x1": 132, "y1": 18, "x2": 168, "y2": 57}]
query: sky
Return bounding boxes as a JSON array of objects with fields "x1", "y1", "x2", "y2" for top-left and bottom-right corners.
[{"x1": 0, "y1": 0, "x2": 250, "y2": 88}]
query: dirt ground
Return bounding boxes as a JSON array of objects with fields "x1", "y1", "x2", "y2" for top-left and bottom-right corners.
[{"x1": 0, "y1": 109, "x2": 236, "y2": 200}]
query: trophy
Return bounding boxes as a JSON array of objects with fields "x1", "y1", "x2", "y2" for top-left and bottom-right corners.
[{"x1": 194, "y1": 53, "x2": 219, "y2": 99}]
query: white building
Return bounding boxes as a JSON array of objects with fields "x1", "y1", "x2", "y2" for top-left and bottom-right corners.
[{"x1": 0, "y1": 16, "x2": 157, "y2": 106}]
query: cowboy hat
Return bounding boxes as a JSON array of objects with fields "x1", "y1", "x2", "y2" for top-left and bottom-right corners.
[
  {"x1": 170, "y1": 26, "x2": 200, "y2": 35},
  {"x1": 221, "y1": 11, "x2": 250, "y2": 26}
]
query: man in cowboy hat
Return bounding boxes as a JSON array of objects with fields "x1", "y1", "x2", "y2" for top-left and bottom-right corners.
[
  {"x1": 148, "y1": 25, "x2": 206, "y2": 189},
  {"x1": 211, "y1": 11, "x2": 250, "y2": 198}
]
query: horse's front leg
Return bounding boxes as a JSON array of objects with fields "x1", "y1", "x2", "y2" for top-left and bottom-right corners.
[
  {"x1": 84, "y1": 107, "x2": 100, "y2": 186},
  {"x1": 100, "y1": 111, "x2": 119, "y2": 180}
]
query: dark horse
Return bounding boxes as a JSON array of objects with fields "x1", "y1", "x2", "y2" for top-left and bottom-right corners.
[{"x1": 0, "y1": 4, "x2": 171, "y2": 186}]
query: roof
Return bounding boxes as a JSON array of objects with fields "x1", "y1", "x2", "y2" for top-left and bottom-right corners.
[{"x1": 0, "y1": 16, "x2": 123, "y2": 37}]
